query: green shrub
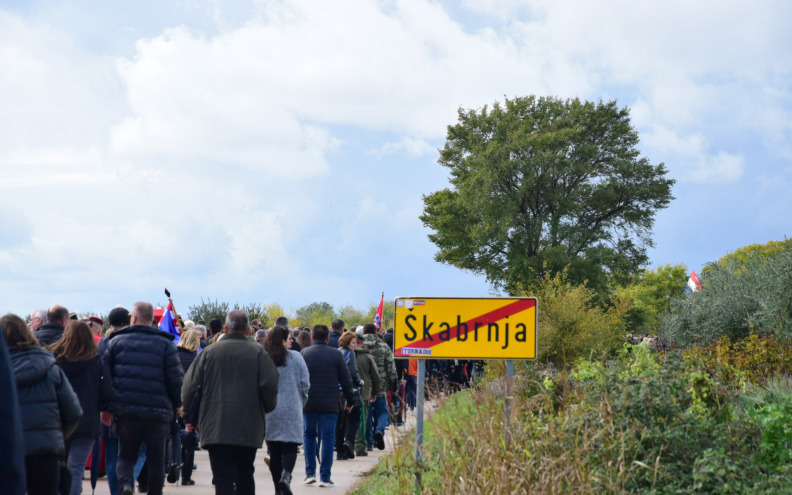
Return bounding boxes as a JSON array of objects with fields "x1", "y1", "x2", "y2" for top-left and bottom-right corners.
[
  {"x1": 660, "y1": 250, "x2": 792, "y2": 347},
  {"x1": 517, "y1": 271, "x2": 627, "y2": 367}
]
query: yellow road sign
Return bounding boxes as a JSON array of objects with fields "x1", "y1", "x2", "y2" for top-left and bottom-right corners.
[{"x1": 393, "y1": 297, "x2": 537, "y2": 360}]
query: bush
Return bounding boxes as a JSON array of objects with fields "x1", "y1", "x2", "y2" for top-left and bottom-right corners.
[
  {"x1": 683, "y1": 334, "x2": 792, "y2": 387},
  {"x1": 517, "y1": 271, "x2": 627, "y2": 367},
  {"x1": 660, "y1": 250, "x2": 792, "y2": 347},
  {"x1": 352, "y1": 336, "x2": 792, "y2": 494}
]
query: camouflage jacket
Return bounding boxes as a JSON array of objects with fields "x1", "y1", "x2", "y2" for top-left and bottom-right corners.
[{"x1": 362, "y1": 333, "x2": 397, "y2": 397}]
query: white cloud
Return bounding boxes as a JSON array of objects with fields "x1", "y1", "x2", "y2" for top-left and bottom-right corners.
[
  {"x1": 643, "y1": 125, "x2": 744, "y2": 182},
  {"x1": 375, "y1": 137, "x2": 436, "y2": 158},
  {"x1": 1, "y1": 0, "x2": 791, "y2": 314}
]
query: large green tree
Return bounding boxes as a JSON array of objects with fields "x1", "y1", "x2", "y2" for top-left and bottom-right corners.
[{"x1": 421, "y1": 96, "x2": 675, "y2": 294}]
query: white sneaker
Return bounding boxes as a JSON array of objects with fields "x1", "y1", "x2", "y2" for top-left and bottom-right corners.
[
  {"x1": 304, "y1": 475, "x2": 316, "y2": 485},
  {"x1": 318, "y1": 479, "x2": 334, "y2": 487}
]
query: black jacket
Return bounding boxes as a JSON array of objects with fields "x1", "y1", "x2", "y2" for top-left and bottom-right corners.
[
  {"x1": 328, "y1": 331, "x2": 342, "y2": 349},
  {"x1": 301, "y1": 341, "x2": 353, "y2": 414},
  {"x1": 56, "y1": 357, "x2": 115, "y2": 439},
  {"x1": 0, "y1": 337, "x2": 26, "y2": 495},
  {"x1": 177, "y1": 347, "x2": 197, "y2": 373},
  {"x1": 34, "y1": 322, "x2": 65, "y2": 346},
  {"x1": 10, "y1": 345, "x2": 82, "y2": 456},
  {"x1": 103, "y1": 325, "x2": 183, "y2": 422}
]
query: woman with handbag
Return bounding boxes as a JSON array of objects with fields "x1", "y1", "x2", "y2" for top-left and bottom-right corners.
[{"x1": 2, "y1": 313, "x2": 82, "y2": 495}]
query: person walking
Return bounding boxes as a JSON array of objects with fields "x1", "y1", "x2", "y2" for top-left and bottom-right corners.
[
  {"x1": 262, "y1": 326, "x2": 310, "y2": 495},
  {"x1": 97, "y1": 307, "x2": 130, "y2": 495},
  {"x1": 0, "y1": 324, "x2": 26, "y2": 495},
  {"x1": 328, "y1": 319, "x2": 344, "y2": 349},
  {"x1": 51, "y1": 320, "x2": 115, "y2": 495},
  {"x1": 33, "y1": 305, "x2": 70, "y2": 346},
  {"x1": 300, "y1": 324, "x2": 354, "y2": 488},
  {"x1": 2, "y1": 313, "x2": 83, "y2": 495},
  {"x1": 361, "y1": 323, "x2": 397, "y2": 451},
  {"x1": 182, "y1": 310, "x2": 280, "y2": 495},
  {"x1": 175, "y1": 329, "x2": 201, "y2": 485},
  {"x1": 336, "y1": 331, "x2": 364, "y2": 460},
  {"x1": 353, "y1": 332, "x2": 381, "y2": 457},
  {"x1": 103, "y1": 301, "x2": 184, "y2": 495}
]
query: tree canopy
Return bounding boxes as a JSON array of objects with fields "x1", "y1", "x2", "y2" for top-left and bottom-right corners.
[{"x1": 421, "y1": 95, "x2": 675, "y2": 294}]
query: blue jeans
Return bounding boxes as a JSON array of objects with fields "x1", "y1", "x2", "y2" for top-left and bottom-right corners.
[
  {"x1": 66, "y1": 436, "x2": 95, "y2": 495},
  {"x1": 303, "y1": 412, "x2": 337, "y2": 482},
  {"x1": 371, "y1": 396, "x2": 389, "y2": 435}
]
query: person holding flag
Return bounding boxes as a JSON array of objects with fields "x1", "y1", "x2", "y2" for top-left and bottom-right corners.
[{"x1": 159, "y1": 289, "x2": 181, "y2": 343}]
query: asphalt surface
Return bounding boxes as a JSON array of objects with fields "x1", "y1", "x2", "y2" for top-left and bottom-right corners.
[{"x1": 80, "y1": 409, "x2": 421, "y2": 495}]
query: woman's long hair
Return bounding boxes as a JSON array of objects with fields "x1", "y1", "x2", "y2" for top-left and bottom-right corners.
[
  {"x1": 50, "y1": 320, "x2": 97, "y2": 361},
  {"x1": 263, "y1": 325, "x2": 289, "y2": 367},
  {"x1": 0, "y1": 313, "x2": 39, "y2": 348}
]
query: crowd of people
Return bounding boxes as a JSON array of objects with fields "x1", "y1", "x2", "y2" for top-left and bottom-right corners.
[{"x1": 0, "y1": 302, "x2": 422, "y2": 495}]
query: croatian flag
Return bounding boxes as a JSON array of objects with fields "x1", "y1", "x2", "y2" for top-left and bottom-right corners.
[
  {"x1": 687, "y1": 270, "x2": 702, "y2": 293},
  {"x1": 159, "y1": 301, "x2": 180, "y2": 343},
  {"x1": 375, "y1": 292, "x2": 384, "y2": 329}
]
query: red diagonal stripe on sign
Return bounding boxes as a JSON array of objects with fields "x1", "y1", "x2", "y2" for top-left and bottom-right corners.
[{"x1": 398, "y1": 298, "x2": 535, "y2": 351}]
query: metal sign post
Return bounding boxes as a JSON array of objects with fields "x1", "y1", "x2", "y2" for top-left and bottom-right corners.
[
  {"x1": 414, "y1": 359, "x2": 426, "y2": 493},
  {"x1": 505, "y1": 359, "x2": 514, "y2": 445}
]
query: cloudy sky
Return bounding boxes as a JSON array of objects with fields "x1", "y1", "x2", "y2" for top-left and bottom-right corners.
[{"x1": 2, "y1": 0, "x2": 790, "y2": 317}]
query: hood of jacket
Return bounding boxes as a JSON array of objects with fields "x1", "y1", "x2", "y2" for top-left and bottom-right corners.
[
  {"x1": 10, "y1": 346, "x2": 56, "y2": 388},
  {"x1": 106, "y1": 324, "x2": 175, "y2": 342},
  {"x1": 355, "y1": 346, "x2": 373, "y2": 356},
  {"x1": 362, "y1": 333, "x2": 382, "y2": 349}
]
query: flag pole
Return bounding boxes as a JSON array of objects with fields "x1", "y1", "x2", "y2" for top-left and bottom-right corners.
[{"x1": 164, "y1": 288, "x2": 182, "y2": 333}]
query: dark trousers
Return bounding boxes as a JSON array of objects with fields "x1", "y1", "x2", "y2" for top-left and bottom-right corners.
[
  {"x1": 406, "y1": 375, "x2": 417, "y2": 409},
  {"x1": 207, "y1": 444, "x2": 257, "y2": 495},
  {"x1": 116, "y1": 416, "x2": 170, "y2": 495},
  {"x1": 25, "y1": 454, "x2": 59, "y2": 495},
  {"x1": 267, "y1": 441, "x2": 298, "y2": 487},
  {"x1": 181, "y1": 447, "x2": 195, "y2": 481},
  {"x1": 336, "y1": 405, "x2": 361, "y2": 453}
]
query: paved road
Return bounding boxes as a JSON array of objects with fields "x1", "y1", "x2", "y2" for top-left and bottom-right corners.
[{"x1": 80, "y1": 410, "x2": 420, "y2": 495}]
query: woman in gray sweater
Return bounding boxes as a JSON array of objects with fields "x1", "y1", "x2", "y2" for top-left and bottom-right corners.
[{"x1": 263, "y1": 326, "x2": 310, "y2": 495}]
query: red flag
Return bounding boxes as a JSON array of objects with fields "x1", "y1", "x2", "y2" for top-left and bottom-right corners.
[
  {"x1": 687, "y1": 270, "x2": 702, "y2": 292},
  {"x1": 375, "y1": 292, "x2": 384, "y2": 329}
]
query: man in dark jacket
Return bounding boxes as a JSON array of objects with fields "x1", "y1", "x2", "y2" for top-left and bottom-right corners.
[
  {"x1": 328, "y1": 319, "x2": 344, "y2": 348},
  {"x1": 103, "y1": 301, "x2": 183, "y2": 495},
  {"x1": 182, "y1": 310, "x2": 279, "y2": 495},
  {"x1": 301, "y1": 324, "x2": 354, "y2": 487},
  {"x1": 33, "y1": 304, "x2": 70, "y2": 346}
]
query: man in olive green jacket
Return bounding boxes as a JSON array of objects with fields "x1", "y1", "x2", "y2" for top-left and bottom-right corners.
[
  {"x1": 362, "y1": 323, "x2": 397, "y2": 451},
  {"x1": 182, "y1": 310, "x2": 279, "y2": 495},
  {"x1": 354, "y1": 333, "x2": 382, "y2": 456}
]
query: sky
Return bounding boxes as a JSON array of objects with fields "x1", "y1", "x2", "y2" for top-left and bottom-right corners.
[{"x1": 1, "y1": 0, "x2": 790, "y2": 317}]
